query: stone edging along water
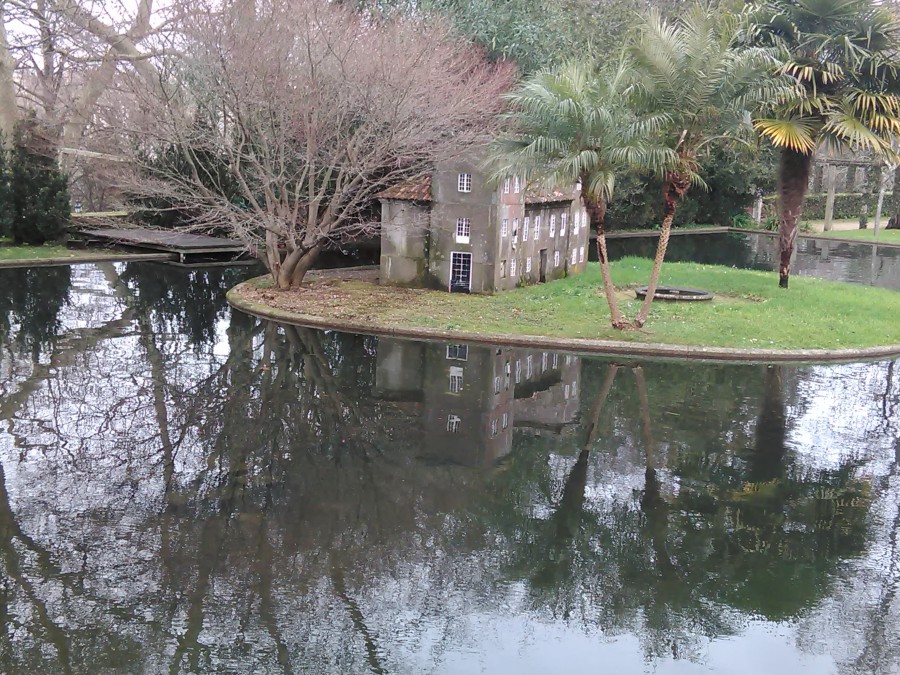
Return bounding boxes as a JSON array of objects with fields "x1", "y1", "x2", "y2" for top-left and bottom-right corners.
[{"x1": 226, "y1": 280, "x2": 900, "y2": 365}]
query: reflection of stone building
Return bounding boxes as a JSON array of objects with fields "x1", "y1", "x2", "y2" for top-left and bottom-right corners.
[
  {"x1": 375, "y1": 337, "x2": 581, "y2": 466},
  {"x1": 378, "y1": 158, "x2": 590, "y2": 293}
]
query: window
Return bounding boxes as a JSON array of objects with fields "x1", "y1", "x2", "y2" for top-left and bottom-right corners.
[
  {"x1": 458, "y1": 173, "x2": 472, "y2": 192},
  {"x1": 573, "y1": 212, "x2": 580, "y2": 235},
  {"x1": 572, "y1": 380, "x2": 578, "y2": 396},
  {"x1": 502, "y1": 412, "x2": 509, "y2": 429},
  {"x1": 503, "y1": 176, "x2": 511, "y2": 194},
  {"x1": 549, "y1": 215, "x2": 556, "y2": 237},
  {"x1": 501, "y1": 218, "x2": 509, "y2": 237},
  {"x1": 515, "y1": 360, "x2": 522, "y2": 383},
  {"x1": 513, "y1": 175, "x2": 520, "y2": 193},
  {"x1": 579, "y1": 246, "x2": 585, "y2": 263},
  {"x1": 500, "y1": 260, "x2": 506, "y2": 278},
  {"x1": 571, "y1": 249, "x2": 577, "y2": 265},
  {"x1": 447, "y1": 414, "x2": 461, "y2": 433},
  {"x1": 512, "y1": 219, "x2": 519, "y2": 242},
  {"x1": 534, "y1": 215, "x2": 541, "y2": 237},
  {"x1": 523, "y1": 217, "x2": 530, "y2": 241},
  {"x1": 491, "y1": 418, "x2": 498, "y2": 437},
  {"x1": 449, "y1": 366, "x2": 464, "y2": 393},
  {"x1": 552, "y1": 354, "x2": 559, "y2": 369},
  {"x1": 450, "y1": 252, "x2": 472, "y2": 292},
  {"x1": 447, "y1": 344, "x2": 468, "y2": 360},
  {"x1": 561, "y1": 212, "x2": 567, "y2": 236},
  {"x1": 541, "y1": 352, "x2": 548, "y2": 371},
  {"x1": 565, "y1": 355, "x2": 572, "y2": 366},
  {"x1": 564, "y1": 384, "x2": 570, "y2": 399},
  {"x1": 493, "y1": 375, "x2": 501, "y2": 394},
  {"x1": 510, "y1": 257, "x2": 517, "y2": 276},
  {"x1": 505, "y1": 361, "x2": 511, "y2": 389},
  {"x1": 554, "y1": 250, "x2": 560, "y2": 267},
  {"x1": 455, "y1": 218, "x2": 470, "y2": 243},
  {"x1": 526, "y1": 355, "x2": 533, "y2": 378},
  {"x1": 526, "y1": 257, "x2": 532, "y2": 273}
]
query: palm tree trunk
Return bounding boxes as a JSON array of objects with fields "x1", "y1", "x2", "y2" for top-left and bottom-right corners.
[
  {"x1": 586, "y1": 195, "x2": 628, "y2": 329},
  {"x1": 633, "y1": 173, "x2": 688, "y2": 328},
  {"x1": 777, "y1": 148, "x2": 813, "y2": 288}
]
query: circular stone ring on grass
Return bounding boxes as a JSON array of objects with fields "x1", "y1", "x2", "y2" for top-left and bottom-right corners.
[{"x1": 634, "y1": 286, "x2": 713, "y2": 302}]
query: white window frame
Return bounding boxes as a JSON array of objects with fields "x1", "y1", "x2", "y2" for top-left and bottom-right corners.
[
  {"x1": 523, "y1": 217, "x2": 530, "y2": 241},
  {"x1": 447, "y1": 344, "x2": 468, "y2": 361},
  {"x1": 503, "y1": 176, "x2": 511, "y2": 194},
  {"x1": 561, "y1": 212, "x2": 567, "y2": 236},
  {"x1": 552, "y1": 354, "x2": 559, "y2": 369},
  {"x1": 502, "y1": 412, "x2": 509, "y2": 429},
  {"x1": 515, "y1": 360, "x2": 522, "y2": 383},
  {"x1": 513, "y1": 175, "x2": 520, "y2": 193},
  {"x1": 510, "y1": 257, "x2": 517, "y2": 277},
  {"x1": 526, "y1": 257, "x2": 532, "y2": 273},
  {"x1": 500, "y1": 260, "x2": 506, "y2": 278},
  {"x1": 534, "y1": 215, "x2": 541, "y2": 237},
  {"x1": 526, "y1": 355, "x2": 533, "y2": 378},
  {"x1": 541, "y1": 352, "x2": 548, "y2": 371},
  {"x1": 447, "y1": 414, "x2": 461, "y2": 433},
  {"x1": 549, "y1": 215, "x2": 556, "y2": 237},
  {"x1": 493, "y1": 375, "x2": 501, "y2": 394},
  {"x1": 579, "y1": 246, "x2": 585, "y2": 263},
  {"x1": 505, "y1": 361, "x2": 511, "y2": 389},
  {"x1": 455, "y1": 217, "x2": 470, "y2": 244},
  {"x1": 491, "y1": 418, "x2": 498, "y2": 437},
  {"x1": 458, "y1": 173, "x2": 472, "y2": 193},
  {"x1": 564, "y1": 384, "x2": 571, "y2": 399},
  {"x1": 554, "y1": 250, "x2": 560, "y2": 267},
  {"x1": 572, "y1": 380, "x2": 578, "y2": 396},
  {"x1": 449, "y1": 366, "x2": 464, "y2": 393},
  {"x1": 501, "y1": 218, "x2": 509, "y2": 237},
  {"x1": 571, "y1": 248, "x2": 577, "y2": 265},
  {"x1": 574, "y1": 212, "x2": 580, "y2": 235}
]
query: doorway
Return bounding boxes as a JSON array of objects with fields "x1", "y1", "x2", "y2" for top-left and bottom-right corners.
[
  {"x1": 450, "y1": 252, "x2": 472, "y2": 293},
  {"x1": 539, "y1": 249, "x2": 548, "y2": 283}
]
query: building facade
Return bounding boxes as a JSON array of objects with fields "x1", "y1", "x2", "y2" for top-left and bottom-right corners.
[{"x1": 379, "y1": 159, "x2": 590, "y2": 293}]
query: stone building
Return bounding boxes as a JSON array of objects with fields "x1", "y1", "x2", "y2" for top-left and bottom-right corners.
[
  {"x1": 378, "y1": 158, "x2": 590, "y2": 293},
  {"x1": 375, "y1": 338, "x2": 581, "y2": 467}
]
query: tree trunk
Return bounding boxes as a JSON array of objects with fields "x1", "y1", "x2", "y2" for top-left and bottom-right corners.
[
  {"x1": 776, "y1": 148, "x2": 813, "y2": 288},
  {"x1": 586, "y1": 195, "x2": 628, "y2": 329},
  {"x1": 633, "y1": 172, "x2": 688, "y2": 328},
  {"x1": 823, "y1": 164, "x2": 836, "y2": 231}
]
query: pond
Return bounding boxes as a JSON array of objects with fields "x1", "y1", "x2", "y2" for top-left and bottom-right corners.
[
  {"x1": 0, "y1": 261, "x2": 898, "y2": 674},
  {"x1": 607, "y1": 230, "x2": 900, "y2": 290}
]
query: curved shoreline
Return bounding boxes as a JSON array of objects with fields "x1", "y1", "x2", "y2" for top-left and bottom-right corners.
[{"x1": 227, "y1": 279, "x2": 900, "y2": 365}]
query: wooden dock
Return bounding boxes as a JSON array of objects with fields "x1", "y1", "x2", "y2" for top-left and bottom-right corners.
[{"x1": 78, "y1": 228, "x2": 247, "y2": 263}]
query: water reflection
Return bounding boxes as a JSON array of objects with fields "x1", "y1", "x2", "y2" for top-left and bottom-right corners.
[{"x1": 0, "y1": 263, "x2": 898, "y2": 674}]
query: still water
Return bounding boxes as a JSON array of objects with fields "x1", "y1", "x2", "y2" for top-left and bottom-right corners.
[
  {"x1": 0, "y1": 261, "x2": 898, "y2": 674},
  {"x1": 608, "y1": 230, "x2": 900, "y2": 290}
]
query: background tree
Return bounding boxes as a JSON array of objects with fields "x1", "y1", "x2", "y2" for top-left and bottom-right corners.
[
  {"x1": 627, "y1": 4, "x2": 784, "y2": 327},
  {"x1": 120, "y1": 0, "x2": 513, "y2": 289},
  {"x1": 747, "y1": 0, "x2": 900, "y2": 287},
  {"x1": 489, "y1": 61, "x2": 671, "y2": 329},
  {"x1": 4, "y1": 118, "x2": 69, "y2": 244}
]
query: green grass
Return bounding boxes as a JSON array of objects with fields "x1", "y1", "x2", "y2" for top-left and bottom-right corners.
[
  {"x1": 812, "y1": 228, "x2": 900, "y2": 243},
  {"x1": 249, "y1": 258, "x2": 900, "y2": 351},
  {"x1": 0, "y1": 239, "x2": 119, "y2": 262}
]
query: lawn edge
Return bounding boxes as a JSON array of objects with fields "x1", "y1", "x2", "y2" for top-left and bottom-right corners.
[{"x1": 227, "y1": 273, "x2": 900, "y2": 364}]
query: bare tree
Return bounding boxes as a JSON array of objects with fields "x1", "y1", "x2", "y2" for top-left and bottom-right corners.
[{"x1": 118, "y1": 0, "x2": 514, "y2": 289}]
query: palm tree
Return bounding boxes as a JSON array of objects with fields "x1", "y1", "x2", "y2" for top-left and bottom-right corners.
[
  {"x1": 627, "y1": 4, "x2": 786, "y2": 326},
  {"x1": 487, "y1": 61, "x2": 671, "y2": 330},
  {"x1": 746, "y1": 0, "x2": 900, "y2": 288}
]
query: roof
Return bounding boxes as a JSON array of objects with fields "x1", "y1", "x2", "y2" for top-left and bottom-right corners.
[
  {"x1": 377, "y1": 176, "x2": 432, "y2": 201},
  {"x1": 524, "y1": 186, "x2": 575, "y2": 205}
]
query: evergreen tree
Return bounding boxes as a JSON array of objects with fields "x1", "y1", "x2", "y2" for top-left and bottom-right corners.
[
  {"x1": 0, "y1": 140, "x2": 11, "y2": 239},
  {"x1": 8, "y1": 120, "x2": 70, "y2": 245}
]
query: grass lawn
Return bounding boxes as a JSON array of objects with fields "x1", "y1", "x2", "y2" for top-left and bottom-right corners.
[
  {"x1": 0, "y1": 239, "x2": 128, "y2": 263},
  {"x1": 239, "y1": 257, "x2": 900, "y2": 351},
  {"x1": 811, "y1": 228, "x2": 900, "y2": 244}
]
